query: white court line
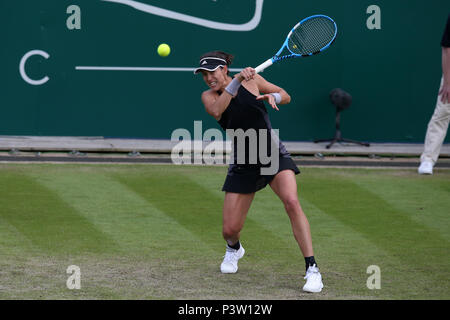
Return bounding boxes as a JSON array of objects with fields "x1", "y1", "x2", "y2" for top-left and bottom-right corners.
[{"x1": 75, "y1": 66, "x2": 243, "y2": 72}]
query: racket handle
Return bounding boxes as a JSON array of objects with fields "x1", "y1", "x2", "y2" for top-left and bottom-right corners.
[{"x1": 254, "y1": 59, "x2": 273, "y2": 74}]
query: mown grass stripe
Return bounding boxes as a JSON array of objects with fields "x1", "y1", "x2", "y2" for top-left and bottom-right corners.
[
  {"x1": 30, "y1": 168, "x2": 208, "y2": 258},
  {"x1": 0, "y1": 215, "x2": 36, "y2": 255},
  {"x1": 113, "y1": 170, "x2": 225, "y2": 251},
  {"x1": 304, "y1": 175, "x2": 449, "y2": 253},
  {"x1": 0, "y1": 171, "x2": 118, "y2": 255},
  {"x1": 299, "y1": 171, "x2": 449, "y2": 296},
  {"x1": 350, "y1": 173, "x2": 450, "y2": 242}
]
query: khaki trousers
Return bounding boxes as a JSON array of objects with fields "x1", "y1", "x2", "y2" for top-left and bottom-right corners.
[{"x1": 421, "y1": 77, "x2": 450, "y2": 164}]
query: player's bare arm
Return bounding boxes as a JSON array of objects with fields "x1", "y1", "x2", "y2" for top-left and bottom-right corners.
[
  {"x1": 201, "y1": 89, "x2": 233, "y2": 121},
  {"x1": 255, "y1": 74, "x2": 291, "y2": 111}
]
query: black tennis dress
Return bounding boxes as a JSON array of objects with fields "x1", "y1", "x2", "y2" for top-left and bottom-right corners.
[{"x1": 218, "y1": 85, "x2": 300, "y2": 194}]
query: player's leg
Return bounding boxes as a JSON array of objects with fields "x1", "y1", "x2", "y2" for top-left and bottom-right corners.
[
  {"x1": 220, "y1": 192, "x2": 255, "y2": 273},
  {"x1": 222, "y1": 192, "x2": 255, "y2": 245},
  {"x1": 269, "y1": 170, "x2": 313, "y2": 258},
  {"x1": 269, "y1": 169, "x2": 323, "y2": 292}
]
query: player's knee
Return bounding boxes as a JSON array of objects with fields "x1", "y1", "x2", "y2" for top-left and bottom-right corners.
[
  {"x1": 283, "y1": 196, "x2": 300, "y2": 212},
  {"x1": 222, "y1": 224, "x2": 240, "y2": 239}
]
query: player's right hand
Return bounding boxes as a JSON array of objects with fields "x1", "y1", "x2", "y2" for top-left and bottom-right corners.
[{"x1": 236, "y1": 67, "x2": 255, "y2": 82}]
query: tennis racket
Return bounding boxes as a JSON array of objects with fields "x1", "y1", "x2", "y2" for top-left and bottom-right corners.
[{"x1": 254, "y1": 15, "x2": 337, "y2": 73}]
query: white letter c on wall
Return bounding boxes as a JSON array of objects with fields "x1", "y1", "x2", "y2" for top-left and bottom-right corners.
[{"x1": 19, "y1": 50, "x2": 50, "y2": 86}]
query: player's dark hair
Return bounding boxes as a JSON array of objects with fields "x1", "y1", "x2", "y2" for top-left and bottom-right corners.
[{"x1": 199, "y1": 50, "x2": 234, "y2": 74}]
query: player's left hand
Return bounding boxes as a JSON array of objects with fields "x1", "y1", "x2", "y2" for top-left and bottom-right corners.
[
  {"x1": 256, "y1": 94, "x2": 279, "y2": 111},
  {"x1": 439, "y1": 82, "x2": 450, "y2": 104}
]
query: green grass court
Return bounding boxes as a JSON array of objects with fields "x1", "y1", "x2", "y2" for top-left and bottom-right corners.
[{"x1": 0, "y1": 163, "x2": 449, "y2": 299}]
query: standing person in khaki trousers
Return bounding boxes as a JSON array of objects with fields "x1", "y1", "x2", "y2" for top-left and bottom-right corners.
[{"x1": 419, "y1": 14, "x2": 450, "y2": 175}]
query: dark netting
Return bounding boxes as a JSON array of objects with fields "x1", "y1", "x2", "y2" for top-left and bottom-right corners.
[{"x1": 288, "y1": 17, "x2": 336, "y2": 55}]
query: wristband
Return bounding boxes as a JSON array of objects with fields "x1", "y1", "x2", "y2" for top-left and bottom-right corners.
[
  {"x1": 224, "y1": 78, "x2": 241, "y2": 96},
  {"x1": 270, "y1": 93, "x2": 282, "y2": 104}
]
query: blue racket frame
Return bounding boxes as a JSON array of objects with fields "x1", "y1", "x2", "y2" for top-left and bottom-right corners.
[
  {"x1": 254, "y1": 14, "x2": 337, "y2": 73},
  {"x1": 276, "y1": 14, "x2": 337, "y2": 61}
]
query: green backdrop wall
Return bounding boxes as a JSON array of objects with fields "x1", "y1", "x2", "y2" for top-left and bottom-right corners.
[{"x1": 1, "y1": 0, "x2": 450, "y2": 143}]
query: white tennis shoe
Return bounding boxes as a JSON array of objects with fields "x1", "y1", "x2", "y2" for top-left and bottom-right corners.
[
  {"x1": 303, "y1": 264, "x2": 323, "y2": 293},
  {"x1": 220, "y1": 245, "x2": 245, "y2": 274},
  {"x1": 418, "y1": 161, "x2": 433, "y2": 175}
]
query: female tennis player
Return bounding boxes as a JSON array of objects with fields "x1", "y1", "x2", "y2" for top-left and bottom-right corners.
[{"x1": 194, "y1": 51, "x2": 323, "y2": 293}]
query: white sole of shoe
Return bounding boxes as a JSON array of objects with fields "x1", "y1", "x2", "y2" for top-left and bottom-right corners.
[
  {"x1": 220, "y1": 247, "x2": 245, "y2": 274},
  {"x1": 303, "y1": 283, "x2": 323, "y2": 293}
]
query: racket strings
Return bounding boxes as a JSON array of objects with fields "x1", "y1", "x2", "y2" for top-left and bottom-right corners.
[{"x1": 288, "y1": 17, "x2": 336, "y2": 55}]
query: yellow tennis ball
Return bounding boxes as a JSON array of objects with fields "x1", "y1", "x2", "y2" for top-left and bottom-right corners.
[{"x1": 157, "y1": 43, "x2": 170, "y2": 57}]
